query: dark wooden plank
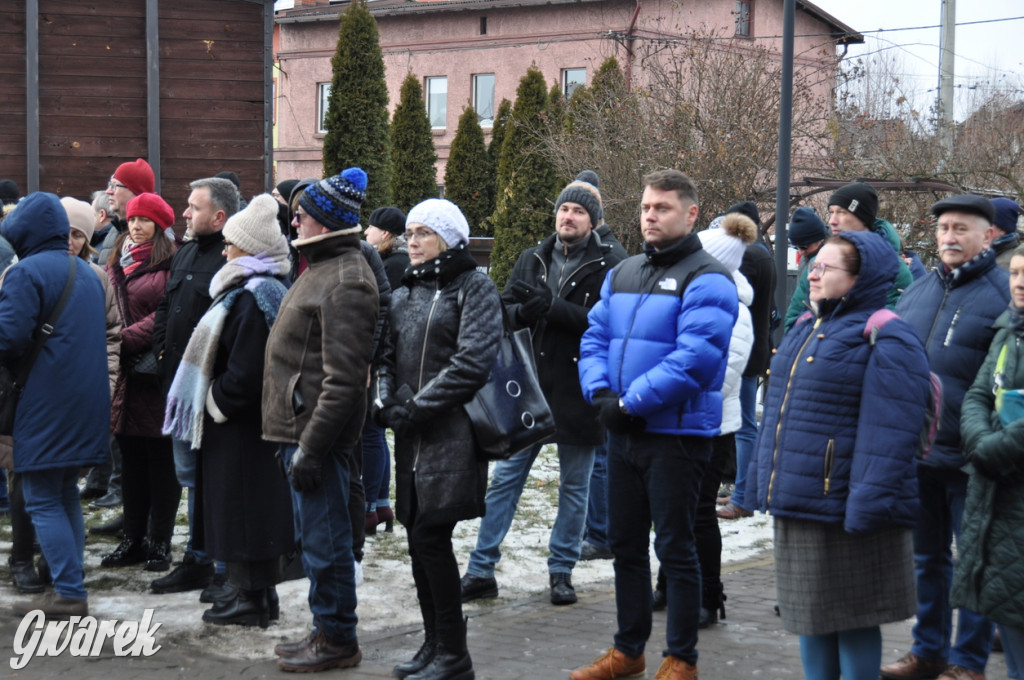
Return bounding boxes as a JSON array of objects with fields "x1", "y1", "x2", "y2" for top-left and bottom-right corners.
[
  {"x1": 159, "y1": 18, "x2": 264, "y2": 41},
  {"x1": 159, "y1": 59, "x2": 263, "y2": 81},
  {"x1": 162, "y1": 98, "x2": 262, "y2": 121},
  {"x1": 158, "y1": 0, "x2": 262, "y2": 23},
  {"x1": 38, "y1": 76, "x2": 148, "y2": 98},
  {"x1": 40, "y1": 115, "x2": 149, "y2": 138},
  {"x1": 159, "y1": 78, "x2": 263, "y2": 100},
  {"x1": 39, "y1": 94, "x2": 144, "y2": 118},
  {"x1": 39, "y1": 1, "x2": 145, "y2": 18},
  {"x1": 159, "y1": 139, "x2": 265, "y2": 162},
  {"x1": 39, "y1": 54, "x2": 148, "y2": 77},
  {"x1": 39, "y1": 137, "x2": 150, "y2": 156},
  {"x1": 161, "y1": 118, "x2": 264, "y2": 142}
]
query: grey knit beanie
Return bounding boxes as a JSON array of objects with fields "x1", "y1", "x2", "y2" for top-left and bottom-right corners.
[{"x1": 554, "y1": 172, "x2": 603, "y2": 227}]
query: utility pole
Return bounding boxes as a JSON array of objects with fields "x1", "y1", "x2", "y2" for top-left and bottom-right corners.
[
  {"x1": 772, "y1": 0, "x2": 795, "y2": 349},
  {"x1": 938, "y1": 0, "x2": 956, "y2": 149}
]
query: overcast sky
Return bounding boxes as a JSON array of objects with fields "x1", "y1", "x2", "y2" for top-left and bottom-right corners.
[{"x1": 812, "y1": 0, "x2": 1024, "y2": 119}]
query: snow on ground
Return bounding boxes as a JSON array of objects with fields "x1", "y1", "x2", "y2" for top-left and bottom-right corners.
[{"x1": 0, "y1": 444, "x2": 773, "y2": 659}]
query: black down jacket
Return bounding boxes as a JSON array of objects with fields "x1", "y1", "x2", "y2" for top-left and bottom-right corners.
[{"x1": 374, "y1": 246, "x2": 502, "y2": 528}]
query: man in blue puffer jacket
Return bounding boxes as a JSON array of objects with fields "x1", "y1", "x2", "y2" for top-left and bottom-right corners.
[
  {"x1": 881, "y1": 193, "x2": 1007, "y2": 680},
  {"x1": 1, "y1": 193, "x2": 109, "y2": 617},
  {"x1": 573, "y1": 170, "x2": 737, "y2": 680}
]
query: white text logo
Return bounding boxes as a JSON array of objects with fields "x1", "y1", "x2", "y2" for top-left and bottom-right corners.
[{"x1": 11, "y1": 608, "x2": 163, "y2": 669}]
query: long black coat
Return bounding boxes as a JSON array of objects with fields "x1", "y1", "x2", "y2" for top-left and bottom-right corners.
[
  {"x1": 375, "y1": 247, "x2": 502, "y2": 528},
  {"x1": 502, "y1": 232, "x2": 622, "y2": 445},
  {"x1": 195, "y1": 289, "x2": 294, "y2": 563}
]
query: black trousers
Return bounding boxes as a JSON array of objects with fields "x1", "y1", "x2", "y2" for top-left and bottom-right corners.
[
  {"x1": 8, "y1": 472, "x2": 35, "y2": 562},
  {"x1": 407, "y1": 489, "x2": 464, "y2": 652},
  {"x1": 118, "y1": 435, "x2": 181, "y2": 544}
]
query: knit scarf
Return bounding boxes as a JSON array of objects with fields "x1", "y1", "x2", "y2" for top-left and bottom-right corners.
[
  {"x1": 1009, "y1": 302, "x2": 1024, "y2": 338},
  {"x1": 162, "y1": 252, "x2": 288, "y2": 449},
  {"x1": 120, "y1": 237, "x2": 155, "y2": 276}
]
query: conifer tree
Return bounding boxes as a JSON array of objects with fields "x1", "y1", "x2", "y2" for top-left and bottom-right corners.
[
  {"x1": 489, "y1": 99, "x2": 513, "y2": 196},
  {"x1": 390, "y1": 72, "x2": 438, "y2": 212},
  {"x1": 444, "y1": 107, "x2": 495, "y2": 236},
  {"x1": 322, "y1": 0, "x2": 391, "y2": 216},
  {"x1": 488, "y1": 67, "x2": 560, "y2": 288}
]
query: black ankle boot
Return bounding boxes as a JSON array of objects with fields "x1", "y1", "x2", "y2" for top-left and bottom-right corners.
[
  {"x1": 8, "y1": 557, "x2": 44, "y2": 594},
  {"x1": 202, "y1": 588, "x2": 270, "y2": 628},
  {"x1": 405, "y1": 648, "x2": 473, "y2": 680},
  {"x1": 698, "y1": 593, "x2": 726, "y2": 629},
  {"x1": 393, "y1": 633, "x2": 437, "y2": 678},
  {"x1": 101, "y1": 537, "x2": 148, "y2": 567},
  {"x1": 268, "y1": 586, "x2": 280, "y2": 621}
]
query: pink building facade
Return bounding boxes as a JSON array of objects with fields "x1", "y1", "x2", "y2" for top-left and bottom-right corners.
[{"x1": 274, "y1": 0, "x2": 860, "y2": 184}]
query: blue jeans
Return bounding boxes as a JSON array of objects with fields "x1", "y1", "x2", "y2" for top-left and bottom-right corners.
[
  {"x1": 282, "y1": 444, "x2": 358, "y2": 645},
  {"x1": 21, "y1": 467, "x2": 87, "y2": 600},
  {"x1": 584, "y1": 435, "x2": 610, "y2": 549},
  {"x1": 608, "y1": 431, "x2": 710, "y2": 665},
  {"x1": 172, "y1": 438, "x2": 211, "y2": 565},
  {"x1": 467, "y1": 442, "x2": 596, "y2": 577},
  {"x1": 730, "y1": 375, "x2": 759, "y2": 509},
  {"x1": 360, "y1": 414, "x2": 389, "y2": 511},
  {"x1": 911, "y1": 465, "x2": 993, "y2": 670},
  {"x1": 799, "y1": 627, "x2": 881, "y2": 680},
  {"x1": 1000, "y1": 625, "x2": 1024, "y2": 679}
]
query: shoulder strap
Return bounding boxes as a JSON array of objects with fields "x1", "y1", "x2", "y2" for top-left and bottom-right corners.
[
  {"x1": 863, "y1": 308, "x2": 900, "y2": 346},
  {"x1": 16, "y1": 256, "x2": 77, "y2": 386}
]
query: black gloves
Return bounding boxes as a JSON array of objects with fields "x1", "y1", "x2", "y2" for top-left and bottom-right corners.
[
  {"x1": 592, "y1": 388, "x2": 646, "y2": 435},
  {"x1": 510, "y1": 281, "x2": 553, "y2": 326},
  {"x1": 380, "y1": 384, "x2": 420, "y2": 437},
  {"x1": 287, "y1": 446, "x2": 324, "y2": 494}
]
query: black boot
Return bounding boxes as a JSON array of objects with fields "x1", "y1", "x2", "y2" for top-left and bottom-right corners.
[
  {"x1": 698, "y1": 591, "x2": 726, "y2": 629},
  {"x1": 8, "y1": 557, "x2": 44, "y2": 594},
  {"x1": 145, "y1": 540, "x2": 171, "y2": 572},
  {"x1": 393, "y1": 629, "x2": 437, "y2": 678},
  {"x1": 407, "y1": 617, "x2": 473, "y2": 680},
  {"x1": 101, "y1": 537, "x2": 148, "y2": 567},
  {"x1": 202, "y1": 588, "x2": 270, "y2": 629},
  {"x1": 268, "y1": 586, "x2": 280, "y2": 621},
  {"x1": 36, "y1": 554, "x2": 51, "y2": 586},
  {"x1": 89, "y1": 513, "x2": 124, "y2": 537}
]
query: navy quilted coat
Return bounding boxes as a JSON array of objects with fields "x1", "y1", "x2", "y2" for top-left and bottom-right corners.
[
  {"x1": 952, "y1": 310, "x2": 1024, "y2": 628},
  {"x1": 748, "y1": 231, "x2": 931, "y2": 533}
]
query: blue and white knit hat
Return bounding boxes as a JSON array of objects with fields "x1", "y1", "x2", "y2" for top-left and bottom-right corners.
[{"x1": 298, "y1": 167, "x2": 367, "y2": 234}]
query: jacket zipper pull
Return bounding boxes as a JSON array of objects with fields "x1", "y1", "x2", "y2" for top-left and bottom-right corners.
[{"x1": 943, "y1": 307, "x2": 962, "y2": 347}]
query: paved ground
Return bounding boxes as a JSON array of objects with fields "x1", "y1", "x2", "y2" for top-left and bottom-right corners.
[{"x1": 0, "y1": 554, "x2": 1007, "y2": 679}]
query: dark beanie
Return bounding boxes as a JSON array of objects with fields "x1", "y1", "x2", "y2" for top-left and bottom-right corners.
[
  {"x1": 215, "y1": 171, "x2": 241, "y2": 190},
  {"x1": 575, "y1": 170, "x2": 600, "y2": 188},
  {"x1": 0, "y1": 180, "x2": 20, "y2": 206},
  {"x1": 276, "y1": 179, "x2": 299, "y2": 202},
  {"x1": 554, "y1": 176, "x2": 603, "y2": 227},
  {"x1": 991, "y1": 197, "x2": 1021, "y2": 234},
  {"x1": 727, "y1": 201, "x2": 761, "y2": 227},
  {"x1": 298, "y1": 167, "x2": 367, "y2": 233},
  {"x1": 828, "y1": 182, "x2": 878, "y2": 229},
  {"x1": 788, "y1": 206, "x2": 829, "y2": 247},
  {"x1": 369, "y1": 206, "x2": 407, "y2": 236}
]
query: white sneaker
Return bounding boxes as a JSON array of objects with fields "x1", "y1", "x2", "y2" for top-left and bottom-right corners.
[{"x1": 354, "y1": 560, "x2": 364, "y2": 587}]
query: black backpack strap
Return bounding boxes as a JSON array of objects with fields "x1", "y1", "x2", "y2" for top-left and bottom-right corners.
[{"x1": 15, "y1": 256, "x2": 77, "y2": 387}]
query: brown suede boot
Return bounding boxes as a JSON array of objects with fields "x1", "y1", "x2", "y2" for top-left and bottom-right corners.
[
  {"x1": 276, "y1": 631, "x2": 361, "y2": 673},
  {"x1": 12, "y1": 591, "x2": 88, "y2": 618},
  {"x1": 569, "y1": 647, "x2": 646, "y2": 680},
  {"x1": 653, "y1": 655, "x2": 698, "y2": 680}
]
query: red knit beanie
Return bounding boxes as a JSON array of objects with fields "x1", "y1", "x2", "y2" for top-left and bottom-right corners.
[
  {"x1": 113, "y1": 158, "x2": 155, "y2": 196},
  {"x1": 126, "y1": 193, "x2": 175, "y2": 230}
]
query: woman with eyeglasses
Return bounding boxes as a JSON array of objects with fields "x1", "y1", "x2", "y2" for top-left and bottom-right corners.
[
  {"x1": 747, "y1": 231, "x2": 932, "y2": 680},
  {"x1": 373, "y1": 199, "x2": 502, "y2": 680}
]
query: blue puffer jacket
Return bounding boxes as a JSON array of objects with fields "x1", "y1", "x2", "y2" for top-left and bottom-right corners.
[
  {"x1": 579, "y1": 233, "x2": 737, "y2": 436},
  {"x1": 748, "y1": 231, "x2": 930, "y2": 533},
  {"x1": 895, "y1": 248, "x2": 1008, "y2": 470},
  {"x1": 0, "y1": 193, "x2": 109, "y2": 472}
]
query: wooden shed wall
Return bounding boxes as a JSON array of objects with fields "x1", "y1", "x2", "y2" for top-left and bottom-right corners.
[{"x1": 0, "y1": 0, "x2": 269, "y2": 234}]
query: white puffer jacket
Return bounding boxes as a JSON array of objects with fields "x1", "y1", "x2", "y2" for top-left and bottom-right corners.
[{"x1": 721, "y1": 270, "x2": 754, "y2": 434}]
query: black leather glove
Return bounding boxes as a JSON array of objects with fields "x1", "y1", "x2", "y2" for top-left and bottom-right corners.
[
  {"x1": 593, "y1": 388, "x2": 644, "y2": 435},
  {"x1": 382, "y1": 403, "x2": 417, "y2": 436},
  {"x1": 287, "y1": 446, "x2": 323, "y2": 494},
  {"x1": 511, "y1": 281, "x2": 553, "y2": 325}
]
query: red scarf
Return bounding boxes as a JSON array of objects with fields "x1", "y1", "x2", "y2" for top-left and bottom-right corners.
[{"x1": 121, "y1": 239, "x2": 155, "y2": 277}]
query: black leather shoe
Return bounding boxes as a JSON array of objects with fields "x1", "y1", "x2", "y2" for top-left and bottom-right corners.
[
  {"x1": 202, "y1": 589, "x2": 270, "y2": 629},
  {"x1": 459, "y1": 574, "x2": 497, "y2": 603},
  {"x1": 89, "y1": 492, "x2": 122, "y2": 509},
  {"x1": 36, "y1": 554, "x2": 51, "y2": 585},
  {"x1": 550, "y1": 573, "x2": 577, "y2": 606},
  {"x1": 652, "y1": 587, "x2": 667, "y2": 612},
  {"x1": 80, "y1": 487, "x2": 107, "y2": 501},
  {"x1": 405, "y1": 648, "x2": 473, "y2": 680},
  {"x1": 101, "y1": 537, "x2": 148, "y2": 567},
  {"x1": 276, "y1": 632, "x2": 362, "y2": 672},
  {"x1": 393, "y1": 636, "x2": 437, "y2": 678},
  {"x1": 579, "y1": 541, "x2": 614, "y2": 561},
  {"x1": 8, "y1": 557, "x2": 44, "y2": 594},
  {"x1": 200, "y1": 572, "x2": 238, "y2": 604},
  {"x1": 89, "y1": 513, "x2": 124, "y2": 537},
  {"x1": 150, "y1": 552, "x2": 214, "y2": 593},
  {"x1": 145, "y1": 540, "x2": 171, "y2": 572}
]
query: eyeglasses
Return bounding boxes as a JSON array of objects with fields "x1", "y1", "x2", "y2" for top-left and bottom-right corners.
[
  {"x1": 808, "y1": 262, "x2": 851, "y2": 277},
  {"x1": 107, "y1": 180, "x2": 128, "y2": 191},
  {"x1": 404, "y1": 229, "x2": 437, "y2": 242},
  {"x1": 223, "y1": 240, "x2": 236, "y2": 248}
]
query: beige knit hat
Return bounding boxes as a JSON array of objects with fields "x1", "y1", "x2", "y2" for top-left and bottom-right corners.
[
  {"x1": 61, "y1": 196, "x2": 96, "y2": 242},
  {"x1": 223, "y1": 193, "x2": 284, "y2": 255}
]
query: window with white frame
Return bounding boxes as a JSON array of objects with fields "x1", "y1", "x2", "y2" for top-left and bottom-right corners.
[
  {"x1": 473, "y1": 74, "x2": 495, "y2": 127},
  {"x1": 735, "y1": 1, "x2": 752, "y2": 37},
  {"x1": 562, "y1": 68, "x2": 586, "y2": 98},
  {"x1": 426, "y1": 76, "x2": 448, "y2": 129},
  {"x1": 317, "y1": 82, "x2": 332, "y2": 134}
]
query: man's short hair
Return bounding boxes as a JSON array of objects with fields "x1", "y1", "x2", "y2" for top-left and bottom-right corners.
[
  {"x1": 642, "y1": 169, "x2": 698, "y2": 206},
  {"x1": 91, "y1": 190, "x2": 111, "y2": 215},
  {"x1": 189, "y1": 177, "x2": 240, "y2": 217}
]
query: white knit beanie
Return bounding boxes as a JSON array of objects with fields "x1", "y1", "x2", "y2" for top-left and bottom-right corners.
[
  {"x1": 406, "y1": 198, "x2": 470, "y2": 248},
  {"x1": 223, "y1": 193, "x2": 284, "y2": 255},
  {"x1": 699, "y1": 213, "x2": 758, "y2": 273},
  {"x1": 61, "y1": 196, "x2": 96, "y2": 243}
]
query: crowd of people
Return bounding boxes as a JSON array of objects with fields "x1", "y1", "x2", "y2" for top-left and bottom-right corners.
[{"x1": 0, "y1": 162, "x2": 1022, "y2": 680}]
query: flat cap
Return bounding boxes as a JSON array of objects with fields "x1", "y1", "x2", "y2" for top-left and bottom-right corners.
[{"x1": 931, "y1": 194, "x2": 995, "y2": 224}]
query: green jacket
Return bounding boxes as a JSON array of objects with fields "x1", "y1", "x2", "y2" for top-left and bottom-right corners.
[
  {"x1": 783, "y1": 218, "x2": 913, "y2": 332},
  {"x1": 952, "y1": 310, "x2": 1024, "y2": 628}
]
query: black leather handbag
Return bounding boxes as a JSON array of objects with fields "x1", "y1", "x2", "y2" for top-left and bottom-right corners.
[
  {"x1": 463, "y1": 306, "x2": 556, "y2": 460},
  {"x1": 127, "y1": 350, "x2": 160, "y2": 380},
  {"x1": 0, "y1": 257, "x2": 77, "y2": 435}
]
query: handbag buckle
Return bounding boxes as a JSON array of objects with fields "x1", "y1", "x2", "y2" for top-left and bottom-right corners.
[
  {"x1": 505, "y1": 380, "x2": 521, "y2": 398},
  {"x1": 521, "y1": 412, "x2": 535, "y2": 429}
]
